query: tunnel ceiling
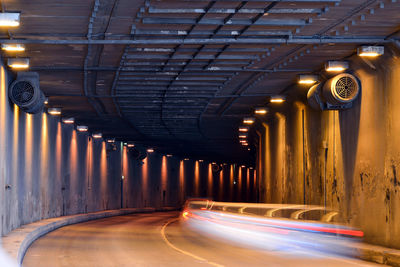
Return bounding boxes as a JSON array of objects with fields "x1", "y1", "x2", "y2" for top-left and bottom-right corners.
[{"x1": 2, "y1": 0, "x2": 400, "y2": 161}]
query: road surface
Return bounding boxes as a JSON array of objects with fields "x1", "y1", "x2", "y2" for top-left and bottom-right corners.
[{"x1": 23, "y1": 211, "x2": 381, "y2": 267}]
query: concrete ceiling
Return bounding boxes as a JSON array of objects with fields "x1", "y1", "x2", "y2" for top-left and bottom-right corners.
[{"x1": 1, "y1": 0, "x2": 400, "y2": 161}]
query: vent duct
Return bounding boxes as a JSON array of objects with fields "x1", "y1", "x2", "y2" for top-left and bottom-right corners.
[
  {"x1": 307, "y1": 73, "x2": 360, "y2": 110},
  {"x1": 128, "y1": 145, "x2": 148, "y2": 161},
  {"x1": 212, "y1": 164, "x2": 222, "y2": 173},
  {"x1": 9, "y1": 72, "x2": 44, "y2": 114}
]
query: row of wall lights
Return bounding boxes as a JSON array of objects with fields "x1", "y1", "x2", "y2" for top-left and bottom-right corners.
[{"x1": 238, "y1": 45, "x2": 384, "y2": 147}]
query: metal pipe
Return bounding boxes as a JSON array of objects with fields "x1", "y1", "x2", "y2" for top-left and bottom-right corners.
[{"x1": 0, "y1": 37, "x2": 392, "y2": 45}]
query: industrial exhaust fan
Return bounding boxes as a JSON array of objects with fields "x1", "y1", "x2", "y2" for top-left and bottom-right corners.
[
  {"x1": 9, "y1": 72, "x2": 45, "y2": 114},
  {"x1": 128, "y1": 145, "x2": 148, "y2": 161},
  {"x1": 307, "y1": 73, "x2": 360, "y2": 110}
]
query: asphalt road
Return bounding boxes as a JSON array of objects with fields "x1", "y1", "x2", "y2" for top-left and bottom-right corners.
[{"x1": 23, "y1": 211, "x2": 381, "y2": 267}]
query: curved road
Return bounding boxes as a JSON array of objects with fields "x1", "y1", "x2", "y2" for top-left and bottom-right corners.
[{"x1": 23, "y1": 212, "x2": 381, "y2": 267}]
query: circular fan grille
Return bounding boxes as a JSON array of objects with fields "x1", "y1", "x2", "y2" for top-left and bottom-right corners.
[
  {"x1": 11, "y1": 81, "x2": 35, "y2": 104},
  {"x1": 334, "y1": 76, "x2": 358, "y2": 101}
]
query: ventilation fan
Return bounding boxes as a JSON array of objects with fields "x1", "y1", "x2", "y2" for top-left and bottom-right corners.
[
  {"x1": 307, "y1": 73, "x2": 360, "y2": 110},
  {"x1": 9, "y1": 72, "x2": 44, "y2": 114},
  {"x1": 128, "y1": 145, "x2": 147, "y2": 161},
  {"x1": 212, "y1": 164, "x2": 222, "y2": 173}
]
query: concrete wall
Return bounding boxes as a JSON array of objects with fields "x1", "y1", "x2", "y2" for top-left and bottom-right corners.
[
  {"x1": 0, "y1": 63, "x2": 256, "y2": 237},
  {"x1": 257, "y1": 53, "x2": 400, "y2": 249}
]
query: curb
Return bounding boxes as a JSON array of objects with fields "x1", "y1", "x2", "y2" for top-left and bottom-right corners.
[
  {"x1": 1, "y1": 207, "x2": 177, "y2": 265},
  {"x1": 351, "y1": 242, "x2": 400, "y2": 266}
]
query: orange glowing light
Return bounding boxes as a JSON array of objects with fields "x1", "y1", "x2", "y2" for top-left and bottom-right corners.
[
  {"x1": 239, "y1": 127, "x2": 249, "y2": 132},
  {"x1": 270, "y1": 97, "x2": 285, "y2": 103},
  {"x1": 254, "y1": 107, "x2": 267, "y2": 115},
  {"x1": 243, "y1": 117, "x2": 255, "y2": 124},
  {"x1": 147, "y1": 148, "x2": 154, "y2": 153}
]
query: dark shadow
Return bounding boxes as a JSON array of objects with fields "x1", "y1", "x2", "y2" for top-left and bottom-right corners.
[{"x1": 339, "y1": 89, "x2": 362, "y2": 212}]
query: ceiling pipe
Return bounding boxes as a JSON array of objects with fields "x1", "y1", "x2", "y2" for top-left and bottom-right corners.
[{"x1": 0, "y1": 37, "x2": 393, "y2": 45}]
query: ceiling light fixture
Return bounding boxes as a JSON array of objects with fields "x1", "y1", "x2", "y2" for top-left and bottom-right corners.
[
  {"x1": 254, "y1": 107, "x2": 268, "y2": 115},
  {"x1": 270, "y1": 96, "x2": 286, "y2": 103},
  {"x1": 127, "y1": 143, "x2": 135, "y2": 148},
  {"x1": 147, "y1": 148, "x2": 154, "y2": 153},
  {"x1": 8, "y1": 58, "x2": 29, "y2": 69},
  {"x1": 239, "y1": 134, "x2": 247, "y2": 138},
  {"x1": 47, "y1": 107, "x2": 61, "y2": 115},
  {"x1": 106, "y1": 138, "x2": 115, "y2": 143},
  {"x1": 298, "y1": 74, "x2": 318, "y2": 85},
  {"x1": 325, "y1": 61, "x2": 349, "y2": 72},
  {"x1": 239, "y1": 126, "x2": 249, "y2": 132},
  {"x1": 166, "y1": 154, "x2": 172, "y2": 157},
  {"x1": 62, "y1": 117, "x2": 74, "y2": 124},
  {"x1": 77, "y1": 125, "x2": 88, "y2": 132},
  {"x1": 184, "y1": 158, "x2": 189, "y2": 161},
  {"x1": 357, "y1": 45, "x2": 384, "y2": 57},
  {"x1": 0, "y1": 13, "x2": 20, "y2": 27},
  {"x1": 92, "y1": 133, "x2": 102, "y2": 139},
  {"x1": 243, "y1": 117, "x2": 255, "y2": 125},
  {"x1": 2, "y1": 44, "x2": 25, "y2": 52}
]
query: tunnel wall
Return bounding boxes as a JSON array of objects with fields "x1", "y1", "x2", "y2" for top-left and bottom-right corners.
[
  {"x1": 257, "y1": 53, "x2": 400, "y2": 249},
  {"x1": 0, "y1": 63, "x2": 256, "y2": 237}
]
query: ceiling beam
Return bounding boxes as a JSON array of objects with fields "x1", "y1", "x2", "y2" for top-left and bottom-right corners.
[
  {"x1": 148, "y1": 7, "x2": 323, "y2": 14},
  {"x1": 142, "y1": 17, "x2": 307, "y2": 26},
  {"x1": 1, "y1": 37, "x2": 391, "y2": 45}
]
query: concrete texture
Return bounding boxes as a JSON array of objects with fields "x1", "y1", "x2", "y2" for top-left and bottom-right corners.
[
  {"x1": 21, "y1": 212, "x2": 380, "y2": 267},
  {"x1": 0, "y1": 62, "x2": 256, "y2": 240},
  {"x1": 256, "y1": 53, "x2": 400, "y2": 249}
]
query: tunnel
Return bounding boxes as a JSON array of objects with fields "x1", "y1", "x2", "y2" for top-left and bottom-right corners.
[{"x1": 0, "y1": 0, "x2": 400, "y2": 266}]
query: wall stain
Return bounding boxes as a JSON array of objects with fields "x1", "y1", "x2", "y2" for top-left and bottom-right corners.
[{"x1": 391, "y1": 164, "x2": 399, "y2": 187}]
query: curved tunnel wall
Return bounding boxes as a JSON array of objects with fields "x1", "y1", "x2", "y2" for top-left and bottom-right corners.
[
  {"x1": 0, "y1": 63, "x2": 256, "y2": 237},
  {"x1": 257, "y1": 54, "x2": 400, "y2": 249}
]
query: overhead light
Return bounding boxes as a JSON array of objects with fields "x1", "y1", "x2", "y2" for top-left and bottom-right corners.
[
  {"x1": 48, "y1": 107, "x2": 61, "y2": 115},
  {"x1": 241, "y1": 165, "x2": 246, "y2": 168},
  {"x1": 92, "y1": 133, "x2": 102, "y2": 139},
  {"x1": 243, "y1": 117, "x2": 255, "y2": 125},
  {"x1": 357, "y1": 45, "x2": 384, "y2": 57},
  {"x1": 199, "y1": 159, "x2": 204, "y2": 162},
  {"x1": 254, "y1": 107, "x2": 268, "y2": 115},
  {"x1": 127, "y1": 143, "x2": 135, "y2": 148},
  {"x1": 77, "y1": 125, "x2": 88, "y2": 132},
  {"x1": 239, "y1": 134, "x2": 248, "y2": 139},
  {"x1": 62, "y1": 117, "x2": 75, "y2": 124},
  {"x1": 147, "y1": 148, "x2": 154, "y2": 153},
  {"x1": 106, "y1": 138, "x2": 115, "y2": 143},
  {"x1": 166, "y1": 154, "x2": 173, "y2": 157},
  {"x1": 298, "y1": 74, "x2": 318, "y2": 85},
  {"x1": 325, "y1": 61, "x2": 349, "y2": 72},
  {"x1": 184, "y1": 158, "x2": 189, "y2": 161},
  {"x1": 44, "y1": 98, "x2": 49, "y2": 105},
  {"x1": 2, "y1": 44, "x2": 25, "y2": 52},
  {"x1": 242, "y1": 143, "x2": 249, "y2": 146},
  {"x1": 239, "y1": 140, "x2": 247, "y2": 143},
  {"x1": 247, "y1": 148, "x2": 251, "y2": 151},
  {"x1": 8, "y1": 58, "x2": 29, "y2": 69},
  {"x1": 270, "y1": 96, "x2": 286, "y2": 103},
  {"x1": 212, "y1": 162, "x2": 216, "y2": 164},
  {"x1": 0, "y1": 13, "x2": 20, "y2": 27},
  {"x1": 239, "y1": 126, "x2": 249, "y2": 132}
]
